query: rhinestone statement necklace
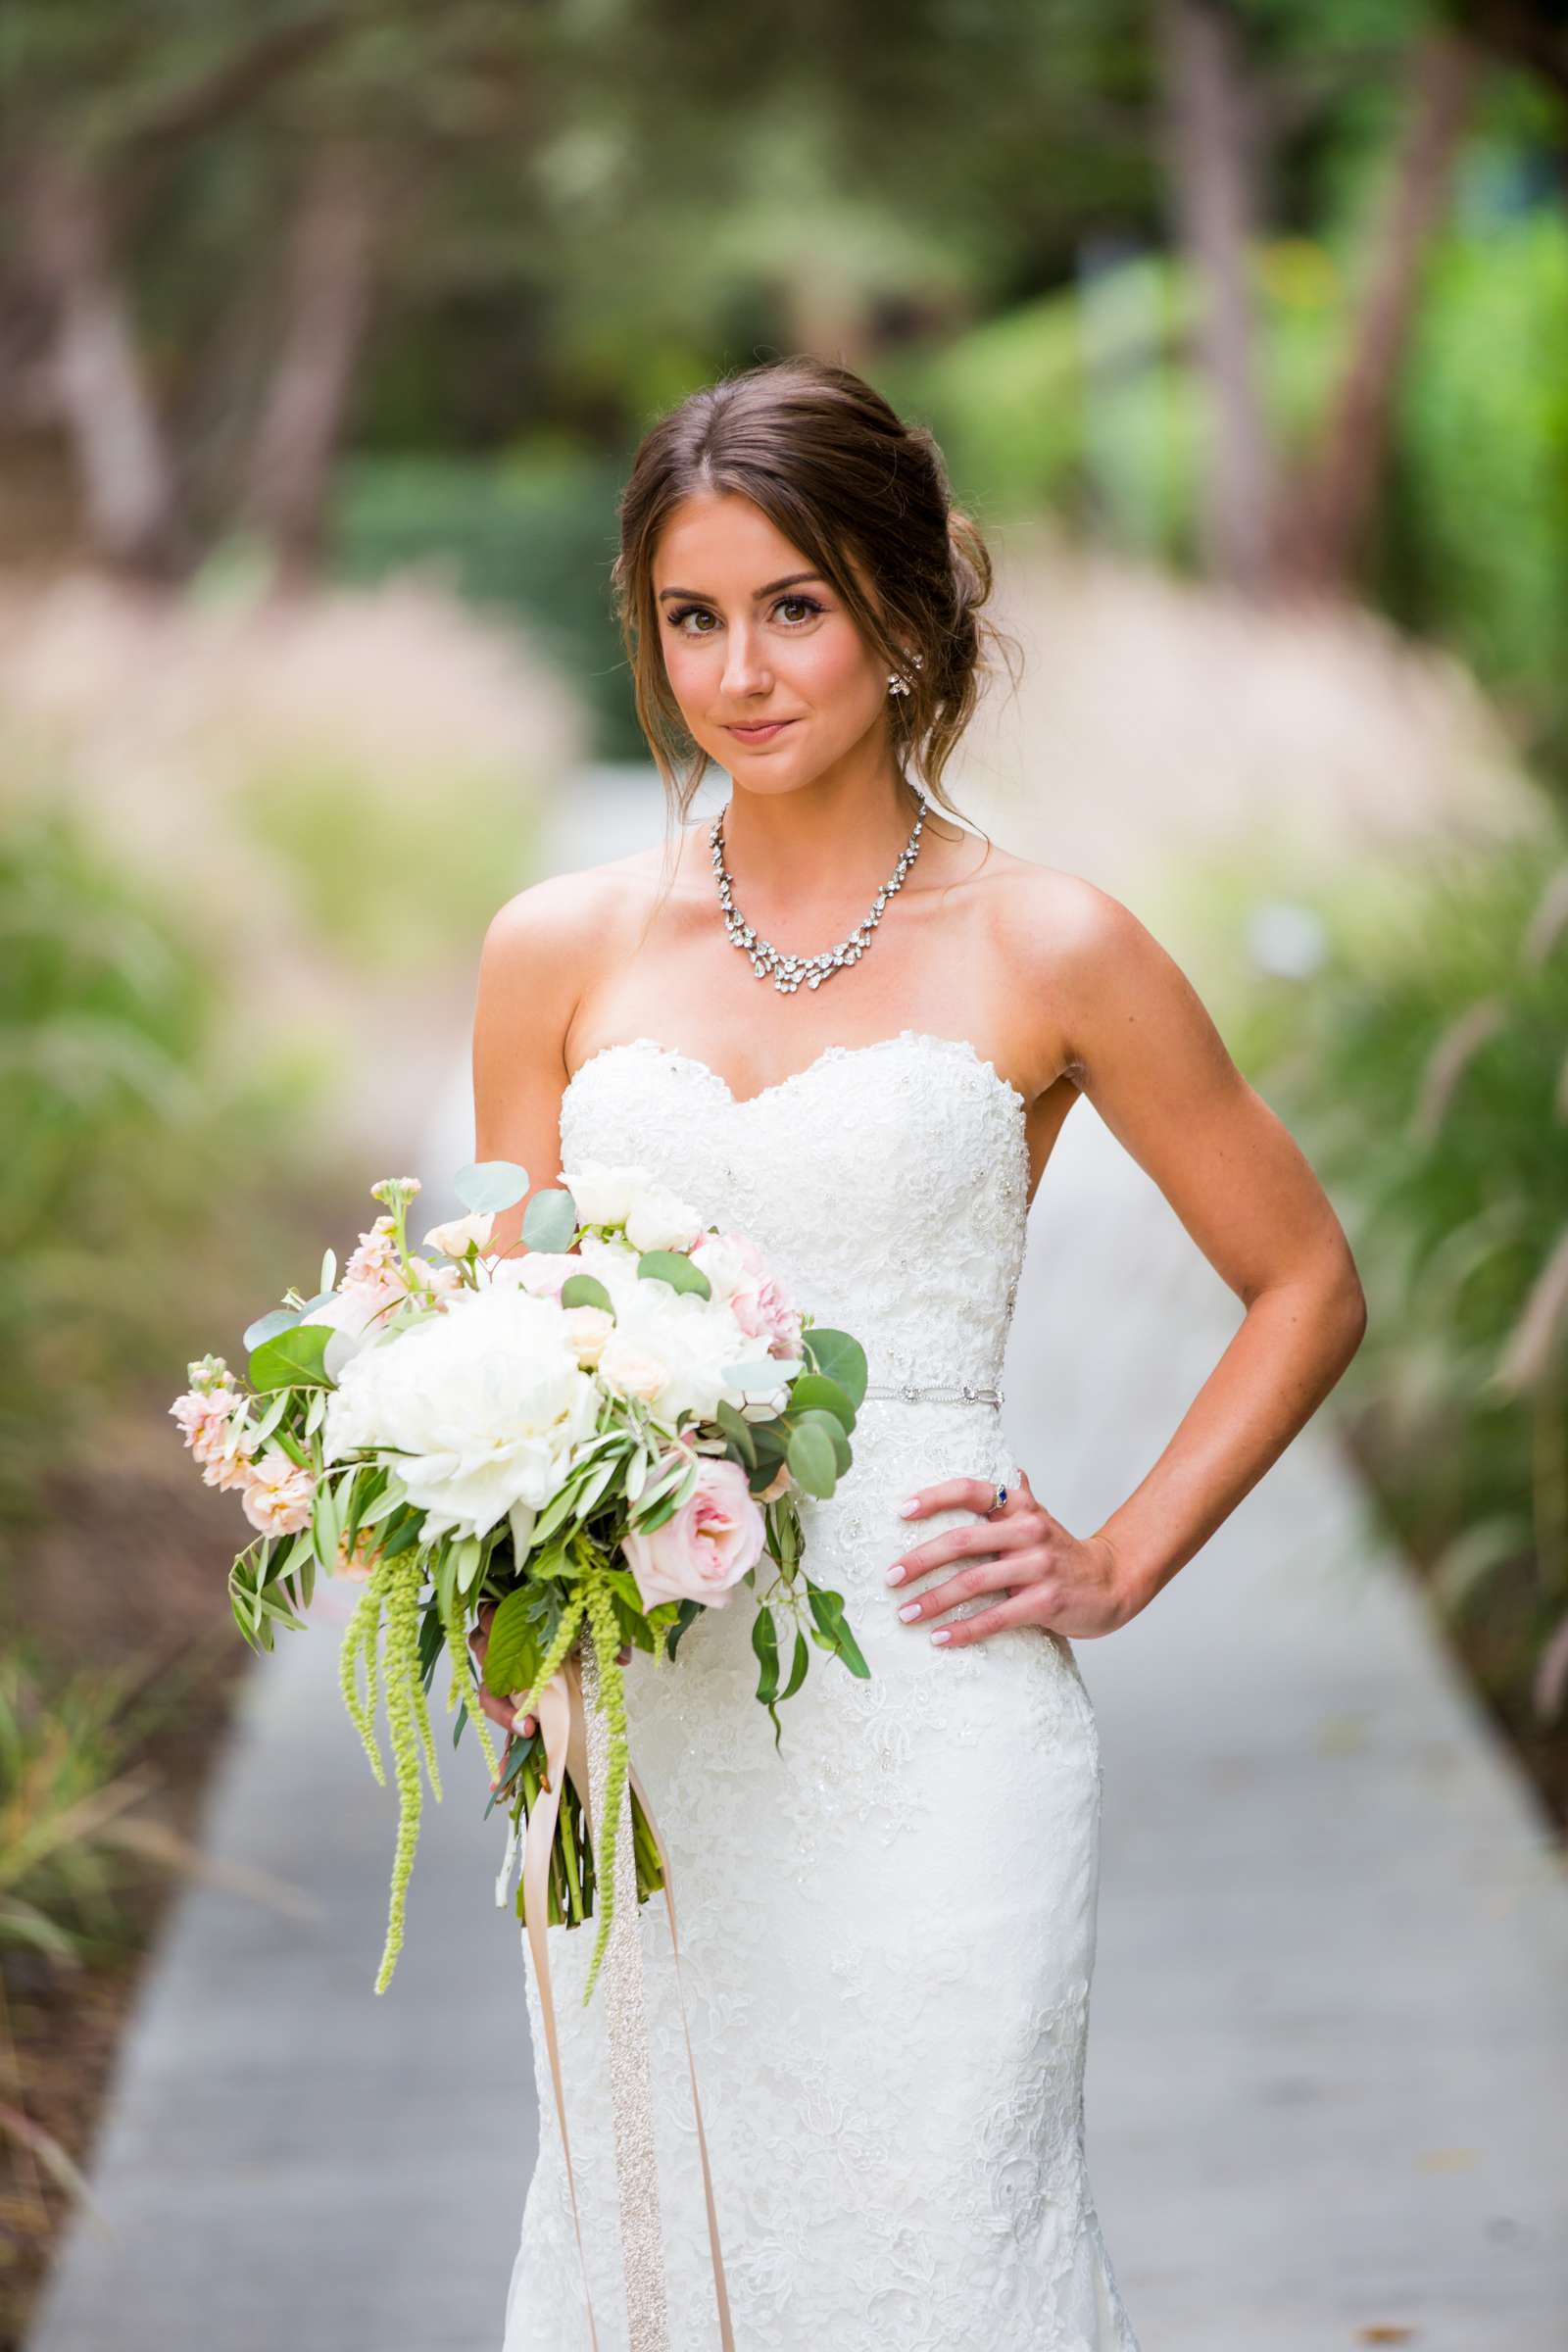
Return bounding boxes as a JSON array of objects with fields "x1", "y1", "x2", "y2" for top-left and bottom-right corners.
[{"x1": 709, "y1": 792, "x2": 928, "y2": 993}]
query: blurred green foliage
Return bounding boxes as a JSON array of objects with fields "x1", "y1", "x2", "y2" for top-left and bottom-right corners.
[
  {"x1": 0, "y1": 808, "x2": 309, "y2": 1523},
  {"x1": 1225, "y1": 832, "x2": 1568, "y2": 1748},
  {"x1": 332, "y1": 451, "x2": 637, "y2": 758}
]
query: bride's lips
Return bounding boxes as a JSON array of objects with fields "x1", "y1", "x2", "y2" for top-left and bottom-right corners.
[{"x1": 722, "y1": 719, "x2": 797, "y2": 746}]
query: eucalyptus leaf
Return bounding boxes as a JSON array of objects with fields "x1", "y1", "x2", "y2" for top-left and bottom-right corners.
[
  {"x1": 456, "y1": 1158, "x2": 531, "y2": 1215},
  {"x1": 793, "y1": 1406, "x2": 852, "y2": 1478},
  {"x1": 560, "y1": 1271, "x2": 613, "y2": 1313},
  {"x1": 715, "y1": 1398, "x2": 758, "y2": 1466},
  {"x1": 787, "y1": 1372, "x2": 857, "y2": 1431},
  {"x1": 804, "y1": 1328, "x2": 868, "y2": 1409},
  {"x1": 637, "y1": 1249, "x2": 710, "y2": 1298},
  {"x1": 787, "y1": 1419, "x2": 838, "y2": 1499},
  {"x1": 522, "y1": 1186, "x2": 578, "y2": 1250},
  {"x1": 243, "y1": 1304, "x2": 300, "y2": 1352}
]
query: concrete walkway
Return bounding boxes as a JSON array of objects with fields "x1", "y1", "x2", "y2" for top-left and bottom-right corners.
[{"x1": 29, "y1": 775, "x2": 1568, "y2": 2350}]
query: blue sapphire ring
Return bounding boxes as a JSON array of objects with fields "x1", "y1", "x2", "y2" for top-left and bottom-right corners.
[{"x1": 989, "y1": 1482, "x2": 1008, "y2": 1514}]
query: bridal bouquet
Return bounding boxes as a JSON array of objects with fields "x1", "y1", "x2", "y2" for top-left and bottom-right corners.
[{"x1": 170, "y1": 1161, "x2": 869, "y2": 2000}]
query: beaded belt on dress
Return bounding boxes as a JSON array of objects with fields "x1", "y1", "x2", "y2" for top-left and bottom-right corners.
[{"x1": 861, "y1": 1378, "x2": 1005, "y2": 1407}]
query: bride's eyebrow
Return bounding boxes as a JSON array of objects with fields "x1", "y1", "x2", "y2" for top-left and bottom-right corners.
[{"x1": 656, "y1": 571, "x2": 826, "y2": 604}]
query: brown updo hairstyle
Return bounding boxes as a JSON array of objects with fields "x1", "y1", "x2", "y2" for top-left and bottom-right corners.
[{"x1": 610, "y1": 355, "x2": 1017, "y2": 838}]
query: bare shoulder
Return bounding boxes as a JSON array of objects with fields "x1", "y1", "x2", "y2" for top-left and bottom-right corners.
[
  {"x1": 479, "y1": 836, "x2": 686, "y2": 989},
  {"x1": 972, "y1": 844, "x2": 1219, "y2": 1085}
]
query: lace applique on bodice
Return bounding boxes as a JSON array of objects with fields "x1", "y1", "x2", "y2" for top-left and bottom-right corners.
[{"x1": 559, "y1": 1028, "x2": 1031, "y2": 1393}]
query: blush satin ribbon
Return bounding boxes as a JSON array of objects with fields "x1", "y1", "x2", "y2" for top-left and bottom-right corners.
[{"x1": 520, "y1": 1648, "x2": 735, "y2": 2352}]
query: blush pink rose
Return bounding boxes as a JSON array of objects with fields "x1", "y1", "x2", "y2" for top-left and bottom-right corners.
[
  {"x1": 620, "y1": 1455, "x2": 765, "y2": 1610},
  {"x1": 691, "y1": 1231, "x2": 804, "y2": 1357}
]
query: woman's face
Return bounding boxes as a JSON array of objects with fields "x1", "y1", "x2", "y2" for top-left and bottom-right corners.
[{"x1": 651, "y1": 491, "x2": 893, "y2": 793}]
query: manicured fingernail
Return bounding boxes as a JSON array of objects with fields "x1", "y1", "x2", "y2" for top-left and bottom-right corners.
[
  {"x1": 884, "y1": 1562, "x2": 906, "y2": 1586},
  {"x1": 930, "y1": 1629, "x2": 952, "y2": 1646},
  {"x1": 513, "y1": 1710, "x2": 534, "y2": 1733},
  {"x1": 899, "y1": 1497, "x2": 920, "y2": 1517},
  {"x1": 898, "y1": 1600, "x2": 921, "y2": 1621}
]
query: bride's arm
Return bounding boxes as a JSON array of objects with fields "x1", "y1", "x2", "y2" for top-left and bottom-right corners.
[
  {"x1": 1046, "y1": 876, "x2": 1367, "y2": 1620},
  {"x1": 470, "y1": 868, "x2": 609, "y2": 1258}
]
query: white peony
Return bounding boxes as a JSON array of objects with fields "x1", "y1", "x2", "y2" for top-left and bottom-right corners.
[
  {"x1": 590, "y1": 1264, "x2": 758, "y2": 1428},
  {"x1": 321, "y1": 1285, "x2": 601, "y2": 1544}
]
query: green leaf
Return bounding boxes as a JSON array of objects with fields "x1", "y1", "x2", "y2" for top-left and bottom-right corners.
[
  {"x1": 482, "y1": 1586, "x2": 546, "y2": 1698},
  {"x1": 243, "y1": 1304, "x2": 299, "y2": 1351},
  {"x1": 792, "y1": 1406, "x2": 851, "y2": 1477},
  {"x1": 311, "y1": 1476, "x2": 341, "y2": 1571},
  {"x1": 560, "y1": 1272, "x2": 613, "y2": 1313},
  {"x1": 452, "y1": 1535, "x2": 485, "y2": 1594},
  {"x1": 248, "y1": 1321, "x2": 333, "y2": 1394},
  {"x1": 751, "y1": 1603, "x2": 780, "y2": 1706},
  {"x1": 724, "y1": 1357, "x2": 789, "y2": 1392},
  {"x1": 522, "y1": 1187, "x2": 578, "y2": 1250},
  {"x1": 786, "y1": 1418, "x2": 838, "y2": 1498},
  {"x1": 804, "y1": 1328, "x2": 867, "y2": 1409},
  {"x1": 456, "y1": 1158, "x2": 530, "y2": 1215},
  {"x1": 663, "y1": 1597, "x2": 702, "y2": 1662},
  {"x1": 713, "y1": 1398, "x2": 757, "y2": 1465},
  {"x1": 787, "y1": 1372, "x2": 857, "y2": 1431},
  {"x1": 780, "y1": 1627, "x2": 810, "y2": 1702},
  {"x1": 250, "y1": 1390, "x2": 289, "y2": 1448},
  {"x1": 808, "y1": 1584, "x2": 871, "y2": 1680},
  {"x1": 637, "y1": 1249, "x2": 710, "y2": 1298}
]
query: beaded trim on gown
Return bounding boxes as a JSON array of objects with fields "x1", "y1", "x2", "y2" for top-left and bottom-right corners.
[{"x1": 502, "y1": 1028, "x2": 1141, "y2": 2352}]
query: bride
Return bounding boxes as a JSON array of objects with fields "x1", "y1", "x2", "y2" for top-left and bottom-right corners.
[{"x1": 469, "y1": 356, "x2": 1367, "y2": 2350}]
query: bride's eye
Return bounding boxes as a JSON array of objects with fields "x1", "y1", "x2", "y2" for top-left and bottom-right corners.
[
  {"x1": 665, "y1": 605, "x2": 718, "y2": 636},
  {"x1": 772, "y1": 595, "x2": 824, "y2": 626}
]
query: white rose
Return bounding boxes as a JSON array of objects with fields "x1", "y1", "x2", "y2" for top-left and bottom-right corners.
[
  {"x1": 320, "y1": 1285, "x2": 599, "y2": 1543},
  {"x1": 598, "y1": 1332, "x2": 670, "y2": 1403},
  {"x1": 422, "y1": 1211, "x2": 496, "y2": 1257},
  {"x1": 563, "y1": 1159, "x2": 641, "y2": 1227},
  {"x1": 562, "y1": 1303, "x2": 614, "y2": 1365},
  {"x1": 623, "y1": 1181, "x2": 706, "y2": 1253},
  {"x1": 564, "y1": 1158, "x2": 706, "y2": 1253}
]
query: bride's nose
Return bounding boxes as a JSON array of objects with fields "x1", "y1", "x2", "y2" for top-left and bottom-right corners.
[{"x1": 719, "y1": 623, "x2": 773, "y2": 700}]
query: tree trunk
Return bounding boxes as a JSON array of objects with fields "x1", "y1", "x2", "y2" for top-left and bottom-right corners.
[
  {"x1": 244, "y1": 136, "x2": 379, "y2": 590},
  {"x1": 19, "y1": 149, "x2": 183, "y2": 579},
  {"x1": 1156, "y1": 0, "x2": 1276, "y2": 593},
  {"x1": 1278, "y1": 30, "x2": 1483, "y2": 596}
]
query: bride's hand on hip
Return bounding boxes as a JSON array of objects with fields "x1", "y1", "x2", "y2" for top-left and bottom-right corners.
[{"x1": 884, "y1": 1465, "x2": 1134, "y2": 1642}]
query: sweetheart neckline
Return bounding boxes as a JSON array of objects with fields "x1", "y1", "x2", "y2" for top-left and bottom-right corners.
[{"x1": 561, "y1": 1027, "x2": 1030, "y2": 1126}]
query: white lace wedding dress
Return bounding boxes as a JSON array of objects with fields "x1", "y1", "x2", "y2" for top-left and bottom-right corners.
[{"x1": 503, "y1": 1028, "x2": 1141, "y2": 2352}]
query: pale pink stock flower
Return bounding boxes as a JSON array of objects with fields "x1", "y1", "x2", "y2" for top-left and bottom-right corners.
[
  {"x1": 170, "y1": 1388, "x2": 255, "y2": 1492},
  {"x1": 240, "y1": 1447, "x2": 317, "y2": 1538},
  {"x1": 621, "y1": 1455, "x2": 765, "y2": 1610},
  {"x1": 344, "y1": 1212, "x2": 404, "y2": 1291}
]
